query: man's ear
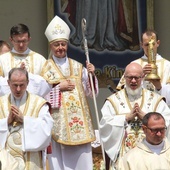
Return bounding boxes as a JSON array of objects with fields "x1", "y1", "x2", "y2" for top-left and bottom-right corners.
[
  {"x1": 142, "y1": 125, "x2": 147, "y2": 133},
  {"x1": 9, "y1": 37, "x2": 12, "y2": 43},
  {"x1": 140, "y1": 41, "x2": 143, "y2": 48},
  {"x1": 157, "y1": 40, "x2": 160, "y2": 47}
]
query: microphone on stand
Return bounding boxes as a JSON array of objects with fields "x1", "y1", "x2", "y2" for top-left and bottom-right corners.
[{"x1": 107, "y1": 85, "x2": 117, "y2": 93}]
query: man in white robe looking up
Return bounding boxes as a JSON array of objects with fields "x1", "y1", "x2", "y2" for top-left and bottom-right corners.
[
  {"x1": 99, "y1": 62, "x2": 170, "y2": 170},
  {"x1": 0, "y1": 68, "x2": 53, "y2": 170}
]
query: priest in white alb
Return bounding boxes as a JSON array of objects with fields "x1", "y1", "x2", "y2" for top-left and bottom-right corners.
[{"x1": 100, "y1": 62, "x2": 170, "y2": 170}]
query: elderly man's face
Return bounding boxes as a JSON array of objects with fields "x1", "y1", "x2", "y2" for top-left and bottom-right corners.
[
  {"x1": 124, "y1": 71, "x2": 143, "y2": 91},
  {"x1": 50, "y1": 40, "x2": 68, "y2": 58}
]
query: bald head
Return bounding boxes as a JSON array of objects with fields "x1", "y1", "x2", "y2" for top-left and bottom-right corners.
[
  {"x1": 124, "y1": 62, "x2": 144, "y2": 91},
  {"x1": 125, "y1": 62, "x2": 143, "y2": 76}
]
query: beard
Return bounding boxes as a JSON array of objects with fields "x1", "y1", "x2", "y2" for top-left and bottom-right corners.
[{"x1": 125, "y1": 84, "x2": 142, "y2": 96}]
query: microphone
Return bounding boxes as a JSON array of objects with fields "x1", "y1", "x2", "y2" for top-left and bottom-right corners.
[{"x1": 107, "y1": 85, "x2": 117, "y2": 93}]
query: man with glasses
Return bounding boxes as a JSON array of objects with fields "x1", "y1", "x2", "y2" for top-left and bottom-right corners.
[
  {"x1": 116, "y1": 29, "x2": 170, "y2": 107},
  {"x1": 0, "y1": 23, "x2": 53, "y2": 97},
  {"x1": 118, "y1": 112, "x2": 170, "y2": 170},
  {"x1": 99, "y1": 62, "x2": 170, "y2": 170}
]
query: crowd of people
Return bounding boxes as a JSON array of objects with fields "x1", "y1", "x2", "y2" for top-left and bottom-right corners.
[{"x1": 0, "y1": 15, "x2": 170, "y2": 170}]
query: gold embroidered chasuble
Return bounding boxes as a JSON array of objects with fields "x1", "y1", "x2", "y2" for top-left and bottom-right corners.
[
  {"x1": 0, "y1": 51, "x2": 58, "y2": 84},
  {"x1": 0, "y1": 93, "x2": 47, "y2": 170},
  {"x1": 47, "y1": 58, "x2": 95, "y2": 145},
  {"x1": 107, "y1": 89, "x2": 164, "y2": 164},
  {"x1": 0, "y1": 51, "x2": 46, "y2": 76}
]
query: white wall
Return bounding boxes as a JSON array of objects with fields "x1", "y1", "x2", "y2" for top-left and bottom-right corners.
[{"x1": 154, "y1": 0, "x2": 170, "y2": 60}]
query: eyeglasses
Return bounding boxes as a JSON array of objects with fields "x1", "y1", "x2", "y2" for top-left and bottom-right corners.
[
  {"x1": 124, "y1": 76, "x2": 142, "y2": 81},
  {"x1": 12, "y1": 39, "x2": 29, "y2": 44},
  {"x1": 145, "y1": 126, "x2": 167, "y2": 134}
]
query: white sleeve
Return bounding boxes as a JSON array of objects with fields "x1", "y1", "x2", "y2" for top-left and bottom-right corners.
[
  {"x1": 99, "y1": 100, "x2": 126, "y2": 162},
  {"x1": 22, "y1": 104, "x2": 53, "y2": 151},
  {"x1": 156, "y1": 99, "x2": 170, "y2": 128},
  {"x1": 159, "y1": 84, "x2": 170, "y2": 107},
  {"x1": 0, "y1": 77, "x2": 10, "y2": 96},
  {"x1": 27, "y1": 73, "x2": 52, "y2": 98},
  {"x1": 0, "y1": 117, "x2": 8, "y2": 148}
]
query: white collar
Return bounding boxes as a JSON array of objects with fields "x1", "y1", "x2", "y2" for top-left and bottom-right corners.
[
  {"x1": 52, "y1": 55, "x2": 68, "y2": 65},
  {"x1": 141, "y1": 53, "x2": 162, "y2": 60},
  {"x1": 11, "y1": 92, "x2": 27, "y2": 107},
  {"x1": 11, "y1": 48, "x2": 30, "y2": 55},
  {"x1": 144, "y1": 138, "x2": 164, "y2": 154}
]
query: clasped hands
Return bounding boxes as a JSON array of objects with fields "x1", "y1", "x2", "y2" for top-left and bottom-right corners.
[
  {"x1": 20, "y1": 62, "x2": 26, "y2": 70},
  {"x1": 8, "y1": 105, "x2": 24, "y2": 125},
  {"x1": 126, "y1": 103, "x2": 145, "y2": 122}
]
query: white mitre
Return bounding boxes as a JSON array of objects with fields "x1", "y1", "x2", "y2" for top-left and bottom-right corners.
[{"x1": 45, "y1": 15, "x2": 70, "y2": 43}]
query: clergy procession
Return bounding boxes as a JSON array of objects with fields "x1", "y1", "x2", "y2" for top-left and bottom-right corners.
[{"x1": 0, "y1": 13, "x2": 170, "y2": 170}]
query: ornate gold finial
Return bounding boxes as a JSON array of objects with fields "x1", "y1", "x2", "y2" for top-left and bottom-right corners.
[{"x1": 145, "y1": 36, "x2": 160, "y2": 80}]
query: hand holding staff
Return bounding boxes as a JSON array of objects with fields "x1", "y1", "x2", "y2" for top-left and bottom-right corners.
[{"x1": 81, "y1": 18, "x2": 106, "y2": 166}]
